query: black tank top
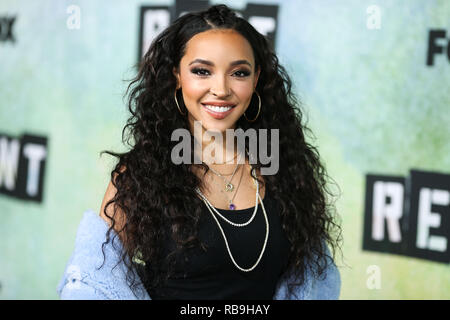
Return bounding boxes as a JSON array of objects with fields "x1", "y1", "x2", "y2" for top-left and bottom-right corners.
[{"x1": 139, "y1": 190, "x2": 291, "y2": 300}]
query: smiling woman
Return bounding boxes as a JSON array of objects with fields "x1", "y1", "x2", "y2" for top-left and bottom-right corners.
[
  {"x1": 173, "y1": 29, "x2": 260, "y2": 132},
  {"x1": 57, "y1": 3, "x2": 343, "y2": 300}
]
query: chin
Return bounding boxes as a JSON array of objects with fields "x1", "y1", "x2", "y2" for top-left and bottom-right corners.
[{"x1": 202, "y1": 120, "x2": 235, "y2": 133}]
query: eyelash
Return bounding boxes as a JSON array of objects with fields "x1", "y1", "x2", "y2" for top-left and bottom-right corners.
[{"x1": 190, "y1": 67, "x2": 251, "y2": 78}]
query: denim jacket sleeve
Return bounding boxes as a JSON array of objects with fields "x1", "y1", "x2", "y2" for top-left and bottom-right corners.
[
  {"x1": 57, "y1": 210, "x2": 150, "y2": 300},
  {"x1": 273, "y1": 243, "x2": 341, "y2": 300},
  {"x1": 57, "y1": 210, "x2": 340, "y2": 300}
]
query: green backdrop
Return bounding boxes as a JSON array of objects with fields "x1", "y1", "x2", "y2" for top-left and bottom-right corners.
[{"x1": 0, "y1": 0, "x2": 448, "y2": 299}]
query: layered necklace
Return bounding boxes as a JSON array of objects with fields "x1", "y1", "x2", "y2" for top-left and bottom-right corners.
[
  {"x1": 208, "y1": 151, "x2": 243, "y2": 191},
  {"x1": 195, "y1": 176, "x2": 269, "y2": 272},
  {"x1": 205, "y1": 151, "x2": 244, "y2": 210}
]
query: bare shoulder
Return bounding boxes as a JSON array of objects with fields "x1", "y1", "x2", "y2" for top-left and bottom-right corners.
[{"x1": 99, "y1": 166, "x2": 127, "y2": 233}]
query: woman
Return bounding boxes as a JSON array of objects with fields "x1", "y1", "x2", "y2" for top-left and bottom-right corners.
[{"x1": 57, "y1": 4, "x2": 342, "y2": 300}]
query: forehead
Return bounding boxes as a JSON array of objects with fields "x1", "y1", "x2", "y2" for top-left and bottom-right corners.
[{"x1": 181, "y1": 29, "x2": 255, "y2": 64}]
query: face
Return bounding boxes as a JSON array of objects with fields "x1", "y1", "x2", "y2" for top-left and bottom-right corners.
[{"x1": 173, "y1": 29, "x2": 260, "y2": 133}]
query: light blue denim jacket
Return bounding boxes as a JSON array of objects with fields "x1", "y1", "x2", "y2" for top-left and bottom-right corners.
[{"x1": 57, "y1": 209, "x2": 341, "y2": 300}]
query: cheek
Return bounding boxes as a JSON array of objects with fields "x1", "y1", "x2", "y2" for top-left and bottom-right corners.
[
  {"x1": 180, "y1": 82, "x2": 206, "y2": 112},
  {"x1": 233, "y1": 82, "x2": 255, "y2": 105},
  {"x1": 181, "y1": 81, "x2": 204, "y2": 98}
]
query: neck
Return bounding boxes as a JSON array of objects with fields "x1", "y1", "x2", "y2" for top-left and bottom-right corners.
[{"x1": 190, "y1": 120, "x2": 239, "y2": 165}]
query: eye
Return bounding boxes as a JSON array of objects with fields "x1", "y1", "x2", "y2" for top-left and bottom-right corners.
[
  {"x1": 233, "y1": 69, "x2": 251, "y2": 78},
  {"x1": 190, "y1": 67, "x2": 251, "y2": 78},
  {"x1": 191, "y1": 68, "x2": 210, "y2": 76}
]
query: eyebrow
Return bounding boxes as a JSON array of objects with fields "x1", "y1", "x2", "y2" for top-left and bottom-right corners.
[{"x1": 188, "y1": 58, "x2": 252, "y2": 67}]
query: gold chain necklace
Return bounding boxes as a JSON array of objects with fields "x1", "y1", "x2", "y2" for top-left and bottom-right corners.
[
  {"x1": 217, "y1": 163, "x2": 244, "y2": 210},
  {"x1": 206, "y1": 152, "x2": 243, "y2": 193}
]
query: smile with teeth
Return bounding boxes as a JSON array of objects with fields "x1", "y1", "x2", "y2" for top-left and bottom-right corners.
[{"x1": 202, "y1": 104, "x2": 235, "y2": 113}]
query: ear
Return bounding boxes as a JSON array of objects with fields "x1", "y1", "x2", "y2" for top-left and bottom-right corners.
[{"x1": 173, "y1": 66, "x2": 181, "y2": 89}]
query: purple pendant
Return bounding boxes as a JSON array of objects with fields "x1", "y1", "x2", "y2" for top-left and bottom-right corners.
[{"x1": 229, "y1": 203, "x2": 236, "y2": 210}]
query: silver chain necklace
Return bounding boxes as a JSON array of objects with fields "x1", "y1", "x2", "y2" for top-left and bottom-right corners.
[{"x1": 195, "y1": 178, "x2": 269, "y2": 272}]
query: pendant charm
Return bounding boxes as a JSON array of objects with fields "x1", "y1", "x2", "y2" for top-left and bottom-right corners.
[
  {"x1": 225, "y1": 183, "x2": 234, "y2": 192},
  {"x1": 229, "y1": 203, "x2": 236, "y2": 210}
]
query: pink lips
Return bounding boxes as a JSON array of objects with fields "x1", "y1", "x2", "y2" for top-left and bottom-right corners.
[{"x1": 201, "y1": 103, "x2": 236, "y2": 120}]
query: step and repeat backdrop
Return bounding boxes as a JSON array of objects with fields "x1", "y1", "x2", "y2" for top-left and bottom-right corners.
[{"x1": 0, "y1": 0, "x2": 449, "y2": 299}]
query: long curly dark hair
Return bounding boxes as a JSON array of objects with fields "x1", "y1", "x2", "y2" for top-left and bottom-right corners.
[{"x1": 99, "y1": 4, "x2": 343, "y2": 298}]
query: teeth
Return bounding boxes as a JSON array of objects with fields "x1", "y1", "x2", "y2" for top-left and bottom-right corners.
[{"x1": 203, "y1": 104, "x2": 233, "y2": 113}]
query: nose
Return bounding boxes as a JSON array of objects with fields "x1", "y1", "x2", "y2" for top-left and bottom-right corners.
[{"x1": 210, "y1": 74, "x2": 231, "y2": 97}]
